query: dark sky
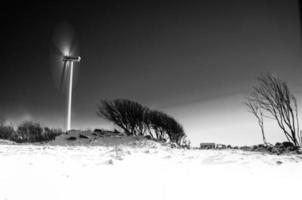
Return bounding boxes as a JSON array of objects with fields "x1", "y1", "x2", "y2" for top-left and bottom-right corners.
[{"x1": 1, "y1": 0, "x2": 302, "y2": 145}]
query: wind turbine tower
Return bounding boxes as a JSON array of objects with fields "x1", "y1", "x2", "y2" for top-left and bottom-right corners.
[{"x1": 62, "y1": 55, "x2": 81, "y2": 131}]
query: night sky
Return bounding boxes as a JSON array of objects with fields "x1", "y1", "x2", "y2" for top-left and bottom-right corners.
[{"x1": 1, "y1": 0, "x2": 302, "y2": 146}]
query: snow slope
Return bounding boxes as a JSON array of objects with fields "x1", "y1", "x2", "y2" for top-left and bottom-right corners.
[{"x1": 0, "y1": 136, "x2": 302, "y2": 200}]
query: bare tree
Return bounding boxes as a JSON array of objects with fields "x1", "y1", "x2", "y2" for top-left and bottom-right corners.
[
  {"x1": 245, "y1": 99, "x2": 268, "y2": 145},
  {"x1": 249, "y1": 73, "x2": 300, "y2": 146}
]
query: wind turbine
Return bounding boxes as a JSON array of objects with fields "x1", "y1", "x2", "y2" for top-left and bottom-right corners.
[
  {"x1": 62, "y1": 55, "x2": 81, "y2": 131},
  {"x1": 50, "y1": 22, "x2": 81, "y2": 131}
]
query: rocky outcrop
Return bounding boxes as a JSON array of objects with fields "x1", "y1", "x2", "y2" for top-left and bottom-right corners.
[{"x1": 239, "y1": 142, "x2": 301, "y2": 155}]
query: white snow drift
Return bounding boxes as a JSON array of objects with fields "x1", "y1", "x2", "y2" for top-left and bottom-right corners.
[{"x1": 0, "y1": 135, "x2": 302, "y2": 200}]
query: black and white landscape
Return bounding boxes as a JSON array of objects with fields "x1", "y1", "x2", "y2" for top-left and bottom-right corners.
[{"x1": 1, "y1": 1, "x2": 302, "y2": 200}]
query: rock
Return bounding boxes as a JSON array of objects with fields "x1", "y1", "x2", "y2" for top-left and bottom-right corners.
[
  {"x1": 94, "y1": 129, "x2": 106, "y2": 136},
  {"x1": 296, "y1": 148, "x2": 302, "y2": 154},
  {"x1": 252, "y1": 145, "x2": 258, "y2": 151},
  {"x1": 144, "y1": 135, "x2": 152, "y2": 140},
  {"x1": 268, "y1": 141, "x2": 298, "y2": 154},
  {"x1": 270, "y1": 147, "x2": 281, "y2": 155},
  {"x1": 0, "y1": 139, "x2": 16, "y2": 145},
  {"x1": 277, "y1": 147, "x2": 285, "y2": 154},
  {"x1": 113, "y1": 129, "x2": 120, "y2": 133},
  {"x1": 240, "y1": 146, "x2": 251, "y2": 151},
  {"x1": 229, "y1": 142, "x2": 300, "y2": 155},
  {"x1": 104, "y1": 159, "x2": 114, "y2": 165},
  {"x1": 170, "y1": 143, "x2": 178, "y2": 148},
  {"x1": 287, "y1": 146, "x2": 298, "y2": 152},
  {"x1": 266, "y1": 146, "x2": 273, "y2": 152},
  {"x1": 160, "y1": 138, "x2": 167, "y2": 143},
  {"x1": 66, "y1": 136, "x2": 77, "y2": 141},
  {"x1": 282, "y1": 141, "x2": 294, "y2": 148},
  {"x1": 276, "y1": 161, "x2": 282, "y2": 165},
  {"x1": 255, "y1": 144, "x2": 269, "y2": 152},
  {"x1": 79, "y1": 134, "x2": 89, "y2": 139},
  {"x1": 275, "y1": 142, "x2": 282, "y2": 147}
]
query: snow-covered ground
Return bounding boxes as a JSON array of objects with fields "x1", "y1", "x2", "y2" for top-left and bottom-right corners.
[{"x1": 0, "y1": 137, "x2": 302, "y2": 200}]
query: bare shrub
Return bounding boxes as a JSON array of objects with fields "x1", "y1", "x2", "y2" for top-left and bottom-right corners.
[
  {"x1": 0, "y1": 118, "x2": 16, "y2": 141},
  {"x1": 0, "y1": 125, "x2": 15, "y2": 140},
  {"x1": 148, "y1": 110, "x2": 169, "y2": 141},
  {"x1": 17, "y1": 121, "x2": 43, "y2": 142},
  {"x1": 97, "y1": 99, "x2": 186, "y2": 145},
  {"x1": 97, "y1": 99, "x2": 149, "y2": 136},
  {"x1": 148, "y1": 110, "x2": 185, "y2": 144},
  {"x1": 14, "y1": 121, "x2": 62, "y2": 143},
  {"x1": 43, "y1": 127, "x2": 63, "y2": 141}
]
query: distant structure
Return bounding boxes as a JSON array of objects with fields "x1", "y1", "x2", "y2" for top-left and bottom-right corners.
[
  {"x1": 200, "y1": 143, "x2": 216, "y2": 149},
  {"x1": 216, "y1": 144, "x2": 227, "y2": 149}
]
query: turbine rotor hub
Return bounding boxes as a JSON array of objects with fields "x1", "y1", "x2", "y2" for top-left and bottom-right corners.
[{"x1": 63, "y1": 56, "x2": 81, "y2": 62}]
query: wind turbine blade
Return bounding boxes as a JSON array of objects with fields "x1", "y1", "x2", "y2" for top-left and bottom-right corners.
[
  {"x1": 69, "y1": 36, "x2": 80, "y2": 56},
  {"x1": 60, "y1": 61, "x2": 68, "y2": 91},
  {"x1": 51, "y1": 22, "x2": 75, "y2": 56},
  {"x1": 68, "y1": 30, "x2": 80, "y2": 87}
]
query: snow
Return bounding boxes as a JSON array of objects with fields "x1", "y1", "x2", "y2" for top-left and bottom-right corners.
[
  {"x1": 0, "y1": 136, "x2": 302, "y2": 200},
  {"x1": 0, "y1": 139, "x2": 16, "y2": 145}
]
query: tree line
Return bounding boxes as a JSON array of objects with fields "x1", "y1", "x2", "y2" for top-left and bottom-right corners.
[{"x1": 0, "y1": 120, "x2": 62, "y2": 143}]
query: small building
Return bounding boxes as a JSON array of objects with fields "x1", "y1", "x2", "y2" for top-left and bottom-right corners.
[
  {"x1": 200, "y1": 143, "x2": 216, "y2": 149},
  {"x1": 216, "y1": 144, "x2": 227, "y2": 149}
]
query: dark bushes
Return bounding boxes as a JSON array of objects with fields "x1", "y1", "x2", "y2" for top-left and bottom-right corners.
[
  {"x1": 0, "y1": 125, "x2": 14, "y2": 140},
  {"x1": 15, "y1": 121, "x2": 62, "y2": 143},
  {"x1": 97, "y1": 99, "x2": 148, "y2": 136},
  {"x1": 0, "y1": 120, "x2": 62, "y2": 143},
  {"x1": 0, "y1": 118, "x2": 13, "y2": 140},
  {"x1": 42, "y1": 127, "x2": 63, "y2": 142},
  {"x1": 147, "y1": 110, "x2": 185, "y2": 144},
  {"x1": 97, "y1": 99, "x2": 186, "y2": 145},
  {"x1": 17, "y1": 121, "x2": 43, "y2": 142}
]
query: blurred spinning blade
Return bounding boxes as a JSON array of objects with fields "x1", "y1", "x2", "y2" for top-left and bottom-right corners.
[{"x1": 50, "y1": 22, "x2": 80, "y2": 93}]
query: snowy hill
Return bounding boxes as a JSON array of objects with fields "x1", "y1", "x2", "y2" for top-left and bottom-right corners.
[
  {"x1": 0, "y1": 139, "x2": 16, "y2": 145},
  {"x1": 0, "y1": 132, "x2": 302, "y2": 200},
  {"x1": 47, "y1": 129, "x2": 162, "y2": 147}
]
